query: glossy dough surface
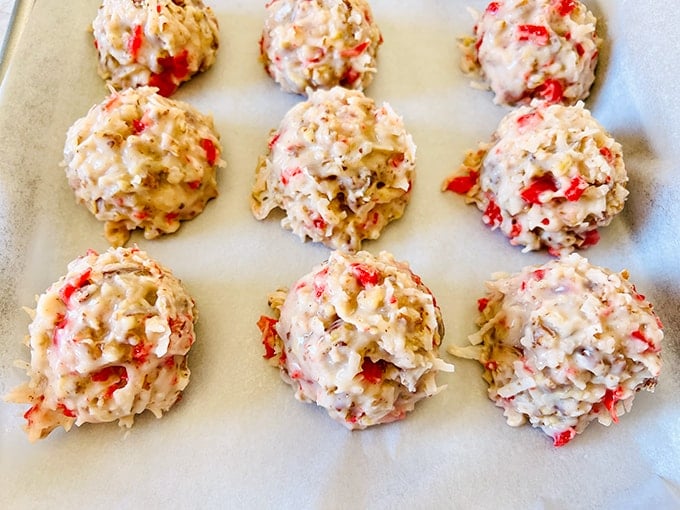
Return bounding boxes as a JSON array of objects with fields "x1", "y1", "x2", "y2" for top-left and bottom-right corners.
[
  {"x1": 64, "y1": 86, "x2": 222, "y2": 247},
  {"x1": 252, "y1": 86, "x2": 415, "y2": 251},
  {"x1": 460, "y1": 0, "x2": 601, "y2": 106},
  {"x1": 443, "y1": 102, "x2": 628, "y2": 254},
  {"x1": 6, "y1": 247, "x2": 197, "y2": 441},
  {"x1": 260, "y1": 0, "x2": 382, "y2": 95},
  {"x1": 92, "y1": 0, "x2": 219, "y2": 96},
  {"x1": 450, "y1": 254, "x2": 663, "y2": 446},
  {"x1": 259, "y1": 250, "x2": 453, "y2": 430}
]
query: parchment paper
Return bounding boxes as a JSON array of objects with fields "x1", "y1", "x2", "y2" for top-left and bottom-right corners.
[{"x1": 1, "y1": 1, "x2": 678, "y2": 508}]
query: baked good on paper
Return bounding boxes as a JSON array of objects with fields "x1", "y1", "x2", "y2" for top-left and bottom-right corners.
[
  {"x1": 260, "y1": 0, "x2": 382, "y2": 95},
  {"x1": 460, "y1": 0, "x2": 601, "y2": 106},
  {"x1": 251, "y1": 86, "x2": 415, "y2": 252},
  {"x1": 257, "y1": 250, "x2": 454, "y2": 430},
  {"x1": 92, "y1": 0, "x2": 219, "y2": 96},
  {"x1": 63, "y1": 86, "x2": 222, "y2": 247},
  {"x1": 442, "y1": 101, "x2": 627, "y2": 255},
  {"x1": 450, "y1": 254, "x2": 663, "y2": 447},
  {"x1": 5, "y1": 247, "x2": 198, "y2": 441}
]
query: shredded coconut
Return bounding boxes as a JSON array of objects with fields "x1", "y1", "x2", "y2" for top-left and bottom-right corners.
[
  {"x1": 260, "y1": 0, "x2": 382, "y2": 95},
  {"x1": 252, "y1": 86, "x2": 415, "y2": 251},
  {"x1": 92, "y1": 0, "x2": 219, "y2": 96},
  {"x1": 5, "y1": 247, "x2": 197, "y2": 441},
  {"x1": 257, "y1": 250, "x2": 453, "y2": 430},
  {"x1": 443, "y1": 101, "x2": 627, "y2": 255},
  {"x1": 460, "y1": 0, "x2": 601, "y2": 106},
  {"x1": 64, "y1": 86, "x2": 223, "y2": 247},
  {"x1": 449, "y1": 254, "x2": 663, "y2": 446}
]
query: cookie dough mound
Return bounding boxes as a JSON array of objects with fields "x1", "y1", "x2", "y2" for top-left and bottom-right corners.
[
  {"x1": 260, "y1": 0, "x2": 382, "y2": 95},
  {"x1": 460, "y1": 0, "x2": 601, "y2": 106},
  {"x1": 450, "y1": 254, "x2": 663, "y2": 446},
  {"x1": 64, "y1": 86, "x2": 222, "y2": 247},
  {"x1": 5, "y1": 247, "x2": 197, "y2": 441},
  {"x1": 257, "y1": 250, "x2": 453, "y2": 430},
  {"x1": 442, "y1": 102, "x2": 627, "y2": 255},
  {"x1": 92, "y1": 0, "x2": 219, "y2": 96},
  {"x1": 251, "y1": 86, "x2": 415, "y2": 251}
]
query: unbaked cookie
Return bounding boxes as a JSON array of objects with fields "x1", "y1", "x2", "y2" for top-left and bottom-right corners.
[
  {"x1": 258, "y1": 250, "x2": 453, "y2": 430},
  {"x1": 443, "y1": 101, "x2": 627, "y2": 255},
  {"x1": 5, "y1": 247, "x2": 197, "y2": 441},
  {"x1": 92, "y1": 0, "x2": 219, "y2": 96},
  {"x1": 460, "y1": 0, "x2": 601, "y2": 106},
  {"x1": 64, "y1": 86, "x2": 222, "y2": 246},
  {"x1": 252, "y1": 86, "x2": 415, "y2": 251},
  {"x1": 450, "y1": 254, "x2": 663, "y2": 446},
  {"x1": 260, "y1": 0, "x2": 382, "y2": 95}
]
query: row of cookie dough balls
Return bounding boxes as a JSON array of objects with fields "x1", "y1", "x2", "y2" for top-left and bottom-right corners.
[
  {"x1": 6, "y1": 247, "x2": 663, "y2": 447},
  {"x1": 63, "y1": 84, "x2": 414, "y2": 250},
  {"x1": 65, "y1": 86, "x2": 625, "y2": 254},
  {"x1": 93, "y1": 0, "x2": 602, "y2": 105},
  {"x1": 34, "y1": 0, "x2": 644, "y2": 442},
  {"x1": 93, "y1": 0, "x2": 383, "y2": 97}
]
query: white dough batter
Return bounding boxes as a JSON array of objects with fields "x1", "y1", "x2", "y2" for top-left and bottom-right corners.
[
  {"x1": 450, "y1": 254, "x2": 663, "y2": 446},
  {"x1": 460, "y1": 0, "x2": 601, "y2": 106},
  {"x1": 443, "y1": 101, "x2": 627, "y2": 255},
  {"x1": 252, "y1": 86, "x2": 415, "y2": 251},
  {"x1": 93, "y1": 0, "x2": 219, "y2": 96},
  {"x1": 6, "y1": 247, "x2": 198, "y2": 441},
  {"x1": 260, "y1": 0, "x2": 382, "y2": 95},
  {"x1": 64, "y1": 86, "x2": 222, "y2": 246},
  {"x1": 258, "y1": 250, "x2": 454, "y2": 430}
]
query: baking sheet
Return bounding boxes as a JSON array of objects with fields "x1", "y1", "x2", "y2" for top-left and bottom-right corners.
[{"x1": 1, "y1": 1, "x2": 679, "y2": 508}]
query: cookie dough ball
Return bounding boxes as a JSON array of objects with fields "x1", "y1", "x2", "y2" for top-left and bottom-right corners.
[
  {"x1": 5, "y1": 247, "x2": 197, "y2": 441},
  {"x1": 92, "y1": 0, "x2": 219, "y2": 96},
  {"x1": 450, "y1": 254, "x2": 663, "y2": 446},
  {"x1": 443, "y1": 102, "x2": 627, "y2": 255},
  {"x1": 64, "y1": 86, "x2": 222, "y2": 247},
  {"x1": 260, "y1": 0, "x2": 382, "y2": 95},
  {"x1": 460, "y1": 0, "x2": 601, "y2": 106},
  {"x1": 257, "y1": 250, "x2": 454, "y2": 430},
  {"x1": 251, "y1": 86, "x2": 415, "y2": 251}
]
